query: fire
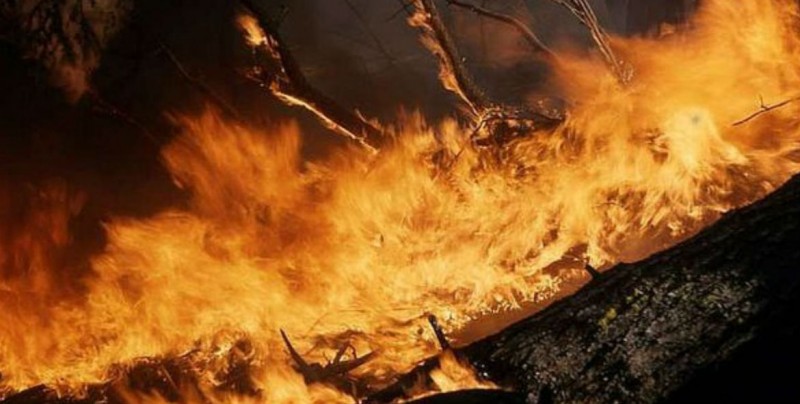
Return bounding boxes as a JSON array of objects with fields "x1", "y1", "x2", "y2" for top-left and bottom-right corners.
[
  {"x1": 237, "y1": 14, "x2": 266, "y2": 47},
  {"x1": 420, "y1": 351, "x2": 498, "y2": 398},
  {"x1": 2, "y1": 0, "x2": 800, "y2": 402}
]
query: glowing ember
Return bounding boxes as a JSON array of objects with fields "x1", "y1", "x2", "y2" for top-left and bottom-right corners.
[{"x1": 2, "y1": 1, "x2": 800, "y2": 403}]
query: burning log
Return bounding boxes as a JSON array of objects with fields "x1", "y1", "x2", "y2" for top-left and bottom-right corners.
[{"x1": 369, "y1": 173, "x2": 800, "y2": 403}]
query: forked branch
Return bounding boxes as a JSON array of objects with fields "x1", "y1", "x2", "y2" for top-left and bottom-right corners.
[
  {"x1": 549, "y1": 0, "x2": 628, "y2": 83},
  {"x1": 408, "y1": 0, "x2": 564, "y2": 146},
  {"x1": 238, "y1": 0, "x2": 382, "y2": 152},
  {"x1": 733, "y1": 94, "x2": 800, "y2": 126}
]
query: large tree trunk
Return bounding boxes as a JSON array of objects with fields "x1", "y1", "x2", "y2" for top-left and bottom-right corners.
[{"x1": 442, "y1": 174, "x2": 800, "y2": 403}]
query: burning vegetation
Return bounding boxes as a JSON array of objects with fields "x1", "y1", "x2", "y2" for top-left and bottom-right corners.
[{"x1": 1, "y1": 0, "x2": 800, "y2": 403}]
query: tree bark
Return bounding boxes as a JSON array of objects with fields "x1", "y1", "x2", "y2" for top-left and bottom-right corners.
[
  {"x1": 369, "y1": 173, "x2": 800, "y2": 403},
  {"x1": 453, "y1": 174, "x2": 800, "y2": 403}
]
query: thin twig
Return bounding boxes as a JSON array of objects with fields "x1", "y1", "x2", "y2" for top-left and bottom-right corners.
[
  {"x1": 387, "y1": 0, "x2": 414, "y2": 21},
  {"x1": 549, "y1": 0, "x2": 628, "y2": 83},
  {"x1": 158, "y1": 41, "x2": 241, "y2": 120},
  {"x1": 342, "y1": 0, "x2": 396, "y2": 63},
  {"x1": 733, "y1": 95, "x2": 800, "y2": 126},
  {"x1": 446, "y1": 0, "x2": 555, "y2": 59},
  {"x1": 85, "y1": 89, "x2": 159, "y2": 145}
]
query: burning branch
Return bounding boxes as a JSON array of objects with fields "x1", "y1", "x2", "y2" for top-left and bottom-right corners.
[
  {"x1": 732, "y1": 94, "x2": 800, "y2": 126},
  {"x1": 408, "y1": 0, "x2": 489, "y2": 121},
  {"x1": 408, "y1": 0, "x2": 563, "y2": 146},
  {"x1": 238, "y1": 0, "x2": 382, "y2": 152},
  {"x1": 427, "y1": 314, "x2": 451, "y2": 351},
  {"x1": 279, "y1": 330, "x2": 376, "y2": 396},
  {"x1": 445, "y1": 0, "x2": 556, "y2": 59},
  {"x1": 549, "y1": 0, "x2": 629, "y2": 83}
]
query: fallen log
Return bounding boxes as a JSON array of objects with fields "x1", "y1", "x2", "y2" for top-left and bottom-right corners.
[{"x1": 372, "y1": 172, "x2": 800, "y2": 403}]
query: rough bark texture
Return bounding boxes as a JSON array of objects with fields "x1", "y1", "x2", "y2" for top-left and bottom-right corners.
[{"x1": 457, "y1": 173, "x2": 800, "y2": 403}]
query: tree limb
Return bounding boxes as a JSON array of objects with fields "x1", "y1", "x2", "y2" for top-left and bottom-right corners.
[
  {"x1": 342, "y1": 0, "x2": 397, "y2": 63},
  {"x1": 445, "y1": 0, "x2": 556, "y2": 59},
  {"x1": 238, "y1": 0, "x2": 382, "y2": 152},
  {"x1": 549, "y1": 0, "x2": 629, "y2": 83},
  {"x1": 408, "y1": 0, "x2": 489, "y2": 121},
  {"x1": 732, "y1": 95, "x2": 800, "y2": 126},
  {"x1": 158, "y1": 41, "x2": 242, "y2": 120}
]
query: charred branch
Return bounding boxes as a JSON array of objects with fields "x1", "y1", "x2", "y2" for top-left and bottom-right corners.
[
  {"x1": 84, "y1": 89, "x2": 158, "y2": 146},
  {"x1": 238, "y1": 0, "x2": 383, "y2": 152},
  {"x1": 408, "y1": 0, "x2": 489, "y2": 121},
  {"x1": 584, "y1": 263, "x2": 602, "y2": 281},
  {"x1": 408, "y1": 0, "x2": 564, "y2": 147},
  {"x1": 445, "y1": 0, "x2": 556, "y2": 59},
  {"x1": 280, "y1": 330, "x2": 376, "y2": 397},
  {"x1": 428, "y1": 314, "x2": 452, "y2": 351}
]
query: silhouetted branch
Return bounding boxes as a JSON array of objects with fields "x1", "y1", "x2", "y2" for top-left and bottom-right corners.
[
  {"x1": 158, "y1": 41, "x2": 241, "y2": 120},
  {"x1": 549, "y1": 0, "x2": 629, "y2": 83},
  {"x1": 446, "y1": 0, "x2": 556, "y2": 59},
  {"x1": 238, "y1": 0, "x2": 383, "y2": 152},
  {"x1": 342, "y1": 0, "x2": 396, "y2": 63},
  {"x1": 732, "y1": 94, "x2": 800, "y2": 126}
]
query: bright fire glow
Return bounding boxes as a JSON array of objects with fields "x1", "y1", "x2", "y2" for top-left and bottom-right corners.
[{"x1": 2, "y1": 1, "x2": 800, "y2": 402}]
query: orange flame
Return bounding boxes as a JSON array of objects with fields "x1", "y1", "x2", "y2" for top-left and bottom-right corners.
[
  {"x1": 237, "y1": 14, "x2": 266, "y2": 47},
  {"x1": 3, "y1": 1, "x2": 800, "y2": 402}
]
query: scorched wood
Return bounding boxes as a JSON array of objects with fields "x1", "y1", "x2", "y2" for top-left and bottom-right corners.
[{"x1": 371, "y1": 173, "x2": 800, "y2": 403}]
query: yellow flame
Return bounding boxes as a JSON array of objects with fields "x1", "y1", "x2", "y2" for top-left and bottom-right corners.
[
  {"x1": 3, "y1": 1, "x2": 800, "y2": 402},
  {"x1": 237, "y1": 14, "x2": 266, "y2": 47},
  {"x1": 428, "y1": 351, "x2": 497, "y2": 395}
]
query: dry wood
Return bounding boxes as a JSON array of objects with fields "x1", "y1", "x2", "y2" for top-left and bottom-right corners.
[
  {"x1": 409, "y1": 0, "x2": 489, "y2": 121},
  {"x1": 238, "y1": 0, "x2": 383, "y2": 152},
  {"x1": 408, "y1": 0, "x2": 564, "y2": 146}
]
